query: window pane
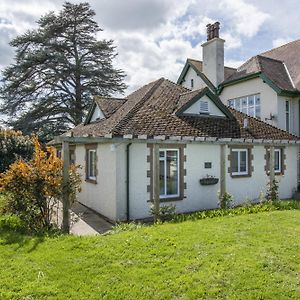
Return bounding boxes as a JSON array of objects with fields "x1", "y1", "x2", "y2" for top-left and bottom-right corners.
[
  {"x1": 255, "y1": 95, "x2": 260, "y2": 105},
  {"x1": 255, "y1": 106, "x2": 261, "y2": 119},
  {"x1": 232, "y1": 151, "x2": 239, "y2": 173},
  {"x1": 275, "y1": 150, "x2": 280, "y2": 171},
  {"x1": 241, "y1": 98, "x2": 247, "y2": 107},
  {"x1": 248, "y1": 95, "x2": 254, "y2": 106},
  {"x1": 248, "y1": 107, "x2": 254, "y2": 117},
  {"x1": 159, "y1": 159, "x2": 165, "y2": 196},
  {"x1": 228, "y1": 100, "x2": 234, "y2": 107},
  {"x1": 240, "y1": 151, "x2": 247, "y2": 172},
  {"x1": 88, "y1": 151, "x2": 96, "y2": 178},
  {"x1": 235, "y1": 99, "x2": 240, "y2": 109},
  {"x1": 166, "y1": 150, "x2": 178, "y2": 196}
]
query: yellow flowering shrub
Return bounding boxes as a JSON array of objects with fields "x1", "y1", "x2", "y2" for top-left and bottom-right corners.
[{"x1": 0, "y1": 137, "x2": 81, "y2": 231}]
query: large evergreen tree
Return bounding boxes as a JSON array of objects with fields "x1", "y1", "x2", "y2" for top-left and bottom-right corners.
[{"x1": 0, "y1": 2, "x2": 126, "y2": 141}]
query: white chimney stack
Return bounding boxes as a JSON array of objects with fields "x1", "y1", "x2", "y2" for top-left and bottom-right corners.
[{"x1": 201, "y1": 22, "x2": 225, "y2": 87}]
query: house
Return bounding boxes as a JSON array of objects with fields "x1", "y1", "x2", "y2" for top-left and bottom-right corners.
[
  {"x1": 177, "y1": 22, "x2": 300, "y2": 137},
  {"x1": 53, "y1": 78, "x2": 299, "y2": 222}
]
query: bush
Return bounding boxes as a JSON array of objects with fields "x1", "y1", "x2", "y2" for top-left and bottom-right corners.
[
  {"x1": 149, "y1": 204, "x2": 176, "y2": 221},
  {"x1": 266, "y1": 179, "x2": 279, "y2": 202},
  {"x1": 218, "y1": 192, "x2": 234, "y2": 209},
  {"x1": 0, "y1": 128, "x2": 33, "y2": 173},
  {"x1": 0, "y1": 215, "x2": 27, "y2": 233},
  {"x1": 0, "y1": 137, "x2": 81, "y2": 232}
]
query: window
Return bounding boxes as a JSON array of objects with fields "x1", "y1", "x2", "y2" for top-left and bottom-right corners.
[
  {"x1": 87, "y1": 149, "x2": 97, "y2": 181},
  {"x1": 159, "y1": 149, "x2": 179, "y2": 198},
  {"x1": 231, "y1": 149, "x2": 248, "y2": 176},
  {"x1": 285, "y1": 100, "x2": 290, "y2": 132},
  {"x1": 274, "y1": 149, "x2": 281, "y2": 173},
  {"x1": 228, "y1": 94, "x2": 261, "y2": 119},
  {"x1": 199, "y1": 100, "x2": 209, "y2": 114},
  {"x1": 191, "y1": 79, "x2": 194, "y2": 88}
]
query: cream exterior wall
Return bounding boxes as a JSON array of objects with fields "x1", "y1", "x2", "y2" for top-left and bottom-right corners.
[
  {"x1": 74, "y1": 142, "x2": 298, "y2": 221},
  {"x1": 75, "y1": 143, "x2": 117, "y2": 220},
  {"x1": 219, "y1": 77, "x2": 300, "y2": 136},
  {"x1": 181, "y1": 67, "x2": 210, "y2": 91},
  {"x1": 184, "y1": 94, "x2": 226, "y2": 117}
]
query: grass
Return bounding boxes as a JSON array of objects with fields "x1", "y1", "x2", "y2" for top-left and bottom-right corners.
[{"x1": 1, "y1": 210, "x2": 300, "y2": 299}]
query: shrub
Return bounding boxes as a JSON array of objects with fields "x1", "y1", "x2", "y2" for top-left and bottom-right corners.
[
  {"x1": 149, "y1": 204, "x2": 176, "y2": 221},
  {"x1": 0, "y1": 215, "x2": 27, "y2": 233},
  {"x1": 0, "y1": 137, "x2": 81, "y2": 232},
  {"x1": 266, "y1": 179, "x2": 279, "y2": 202},
  {"x1": 218, "y1": 192, "x2": 234, "y2": 209},
  {"x1": 0, "y1": 128, "x2": 33, "y2": 173}
]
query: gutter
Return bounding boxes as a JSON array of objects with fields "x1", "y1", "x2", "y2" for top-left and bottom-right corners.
[{"x1": 126, "y1": 142, "x2": 132, "y2": 222}]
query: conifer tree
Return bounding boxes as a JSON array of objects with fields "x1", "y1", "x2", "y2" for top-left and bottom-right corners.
[{"x1": 0, "y1": 2, "x2": 126, "y2": 141}]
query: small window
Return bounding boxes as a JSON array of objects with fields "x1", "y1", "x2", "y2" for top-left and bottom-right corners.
[
  {"x1": 231, "y1": 149, "x2": 248, "y2": 176},
  {"x1": 159, "y1": 149, "x2": 179, "y2": 198},
  {"x1": 87, "y1": 149, "x2": 97, "y2": 181},
  {"x1": 274, "y1": 149, "x2": 281, "y2": 173},
  {"x1": 199, "y1": 100, "x2": 209, "y2": 114},
  {"x1": 191, "y1": 79, "x2": 194, "y2": 88},
  {"x1": 285, "y1": 100, "x2": 290, "y2": 132},
  {"x1": 204, "y1": 162, "x2": 212, "y2": 169}
]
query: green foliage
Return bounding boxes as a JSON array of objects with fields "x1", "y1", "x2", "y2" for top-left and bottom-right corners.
[
  {"x1": 218, "y1": 191, "x2": 234, "y2": 209},
  {"x1": 0, "y1": 128, "x2": 33, "y2": 173},
  {"x1": 0, "y1": 215, "x2": 26, "y2": 233},
  {"x1": 0, "y1": 138, "x2": 81, "y2": 232},
  {"x1": 0, "y1": 2, "x2": 126, "y2": 141},
  {"x1": 110, "y1": 222, "x2": 146, "y2": 234},
  {"x1": 266, "y1": 179, "x2": 279, "y2": 202},
  {"x1": 149, "y1": 203, "x2": 176, "y2": 221},
  {"x1": 0, "y1": 211, "x2": 300, "y2": 299},
  {"x1": 170, "y1": 200, "x2": 300, "y2": 224}
]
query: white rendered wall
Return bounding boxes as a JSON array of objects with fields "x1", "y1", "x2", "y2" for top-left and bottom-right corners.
[
  {"x1": 220, "y1": 78, "x2": 277, "y2": 126},
  {"x1": 126, "y1": 143, "x2": 298, "y2": 220},
  {"x1": 90, "y1": 105, "x2": 105, "y2": 122},
  {"x1": 277, "y1": 96, "x2": 299, "y2": 136},
  {"x1": 74, "y1": 142, "x2": 298, "y2": 221},
  {"x1": 181, "y1": 67, "x2": 211, "y2": 91},
  {"x1": 220, "y1": 77, "x2": 300, "y2": 135},
  {"x1": 75, "y1": 143, "x2": 117, "y2": 220}
]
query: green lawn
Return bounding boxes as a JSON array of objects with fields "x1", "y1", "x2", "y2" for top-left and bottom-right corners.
[{"x1": 1, "y1": 210, "x2": 300, "y2": 299}]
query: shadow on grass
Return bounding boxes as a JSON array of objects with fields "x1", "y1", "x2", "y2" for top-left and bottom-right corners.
[{"x1": 0, "y1": 230, "x2": 46, "y2": 252}]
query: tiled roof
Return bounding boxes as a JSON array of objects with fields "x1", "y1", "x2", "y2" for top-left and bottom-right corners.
[
  {"x1": 222, "y1": 55, "x2": 296, "y2": 92},
  {"x1": 70, "y1": 78, "x2": 298, "y2": 141},
  {"x1": 94, "y1": 97, "x2": 125, "y2": 118},
  {"x1": 261, "y1": 39, "x2": 300, "y2": 90}
]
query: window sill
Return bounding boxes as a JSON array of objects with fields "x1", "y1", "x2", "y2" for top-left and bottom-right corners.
[
  {"x1": 147, "y1": 196, "x2": 185, "y2": 203},
  {"x1": 230, "y1": 174, "x2": 251, "y2": 178},
  {"x1": 85, "y1": 178, "x2": 97, "y2": 184}
]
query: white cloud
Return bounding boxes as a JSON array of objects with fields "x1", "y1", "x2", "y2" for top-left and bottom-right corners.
[
  {"x1": 219, "y1": 0, "x2": 270, "y2": 38},
  {"x1": 272, "y1": 37, "x2": 294, "y2": 49}
]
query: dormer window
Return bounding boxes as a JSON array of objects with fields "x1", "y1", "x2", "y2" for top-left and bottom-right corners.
[
  {"x1": 191, "y1": 79, "x2": 194, "y2": 89},
  {"x1": 199, "y1": 100, "x2": 209, "y2": 114},
  {"x1": 228, "y1": 94, "x2": 261, "y2": 119}
]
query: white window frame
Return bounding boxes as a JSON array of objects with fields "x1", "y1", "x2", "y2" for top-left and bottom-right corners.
[
  {"x1": 87, "y1": 149, "x2": 97, "y2": 180},
  {"x1": 159, "y1": 149, "x2": 180, "y2": 199},
  {"x1": 285, "y1": 100, "x2": 290, "y2": 132},
  {"x1": 274, "y1": 149, "x2": 282, "y2": 173},
  {"x1": 231, "y1": 149, "x2": 249, "y2": 176},
  {"x1": 228, "y1": 94, "x2": 261, "y2": 119}
]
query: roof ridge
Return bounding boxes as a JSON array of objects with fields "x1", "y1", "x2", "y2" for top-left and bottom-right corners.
[
  {"x1": 112, "y1": 78, "x2": 165, "y2": 134},
  {"x1": 261, "y1": 39, "x2": 300, "y2": 55},
  {"x1": 228, "y1": 107, "x2": 299, "y2": 139},
  {"x1": 257, "y1": 55, "x2": 284, "y2": 64},
  {"x1": 187, "y1": 57, "x2": 236, "y2": 70},
  {"x1": 95, "y1": 96, "x2": 125, "y2": 101}
]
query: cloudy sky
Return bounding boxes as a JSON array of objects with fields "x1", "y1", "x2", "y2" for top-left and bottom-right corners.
[{"x1": 0, "y1": 0, "x2": 300, "y2": 95}]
